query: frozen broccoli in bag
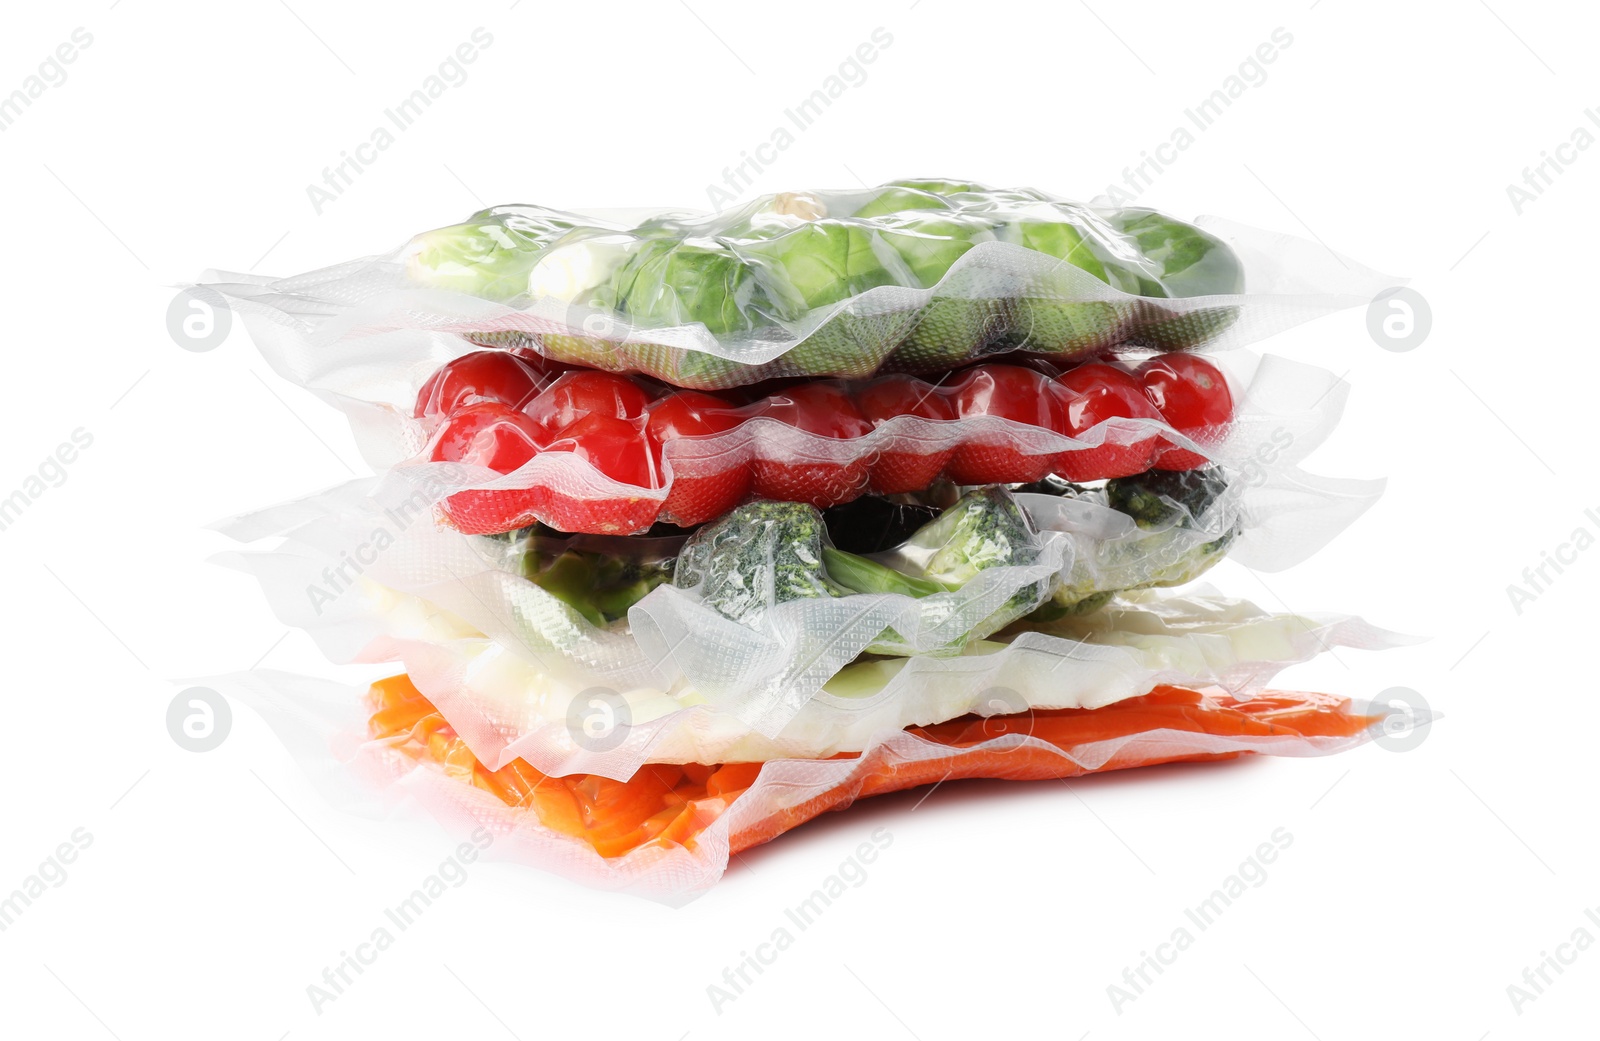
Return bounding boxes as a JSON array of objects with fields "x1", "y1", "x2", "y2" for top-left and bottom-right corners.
[
  {"x1": 1037, "y1": 466, "x2": 1239, "y2": 617},
  {"x1": 827, "y1": 486, "x2": 1057, "y2": 652},
  {"x1": 676, "y1": 488, "x2": 1054, "y2": 654},
  {"x1": 673, "y1": 501, "x2": 847, "y2": 626}
]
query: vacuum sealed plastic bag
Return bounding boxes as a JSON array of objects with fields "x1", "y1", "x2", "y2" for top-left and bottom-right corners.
[
  {"x1": 416, "y1": 348, "x2": 1326, "y2": 535},
  {"x1": 216, "y1": 438, "x2": 1391, "y2": 779},
  {"x1": 199, "y1": 176, "x2": 1417, "y2": 896},
  {"x1": 219, "y1": 669, "x2": 1405, "y2": 902},
  {"x1": 207, "y1": 179, "x2": 1399, "y2": 394},
  {"x1": 359, "y1": 591, "x2": 1408, "y2": 780},
  {"x1": 218, "y1": 457, "x2": 1408, "y2": 778}
]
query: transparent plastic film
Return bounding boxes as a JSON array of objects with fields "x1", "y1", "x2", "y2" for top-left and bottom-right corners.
[
  {"x1": 215, "y1": 462, "x2": 1410, "y2": 778},
  {"x1": 205, "y1": 180, "x2": 1400, "y2": 393},
  {"x1": 240, "y1": 348, "x2": 1360, "y2": 538},
  {"x1": 215, "y1": 669, "x2": 1415, "y2": 902},
  {"x1": 193, "y1": 176, "x2": 1416, "y2": 897}
]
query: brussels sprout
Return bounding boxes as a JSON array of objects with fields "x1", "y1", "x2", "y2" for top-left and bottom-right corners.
[
  {"x1": 744, "y1": 221, "x2": 903, "y2": 305},
  {"x1": 1112, "y1": 210, "x2": 1244, "y2": 296},
  {"x1": 405, "y1": 207, "x2": 581, "y2": 302},
  {"x1": 880, "y1": 214, "x2": 1014, "y2": 371},
  {"x1": 738, "y1": 221, "x2": 916, "y2": 377},
  {"x1": 610, "y1": 239, "x2": 773, "y2": 335},
  {"x1": 1000, "y1": 219, "x2": 1133, "y2": 357},
  {"x1": 600, "y1": 238, "x2": 790, "y2": 385},
  {"x1": 1108, "y1": 210, "x2": 1245, "y2": 349},
  {"x1": 850, "y1": 184, "x2": 957, "y2": 220},
  {"x1": 888, "y1": 178, "x2": 991, "y2": 196},
  {"x1": 525, "y1": 235, "x2": 648, "y2": 370}
]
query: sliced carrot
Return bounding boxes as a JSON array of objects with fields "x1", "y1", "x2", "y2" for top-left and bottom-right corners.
[
  {"x1": 705, "y1": 762, "x2": 763, "y2": 798},
  {"x1": 365, "y1": 676, "x2": 1381, "y2": 862}
]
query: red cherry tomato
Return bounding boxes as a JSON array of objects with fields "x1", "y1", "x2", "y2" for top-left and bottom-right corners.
[
  {"x1": 854, "y1": 375, "x2": 957, "y2": 494},
  {"x1": 507, "y1": 346, "x2": 571, "y2": 378},
  {"x1": 530, "y1": 413, "x2": 664, "y2": 533},
  {"x1": 1053, "y1": 363, "x2": 1162, "y2": 480},
  {"x1": 543, "y1": 413, "x2": 660, "y2": 488},
  {"x1": 748, "y1": 384, "x2": 872, "y2": 508},
  {"x1": 944, "y1": 365, "x2": 1066, "y2": 485},
  {"x1": 414, "y1": 350, "x2": 546, "y2": 418},
  {"x1": 646, "y1": 391, "x2": 751, "y2": 525},
  {"x1": 645, "y1": 391, "x2": 743, "y2": 441},
  {"x1": 1136, "y1": 355, "x2": 1234, "y2": 469},
  {"x1": 428, "y1": 402, "x2": 542, "y2": 473},
  {"x1": 524, "y1": 371, "x2": 654, "y2": 439}
]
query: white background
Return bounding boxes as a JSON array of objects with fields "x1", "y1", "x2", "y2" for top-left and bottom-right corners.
[{"x1": 1, "y1": 0, "x2": 1594, "y2": 1037}]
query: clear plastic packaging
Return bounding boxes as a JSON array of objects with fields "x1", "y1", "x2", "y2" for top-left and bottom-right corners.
[
  {"x1": 198, "y1": 178, "x2": 1412, "y2": 892},
  {"x1": 360, "y1": 591, "x2": 1409, "y2": 780},
  {"x1": 228, "y1": 344, "x2": 1362, "y2": 542},
  {"x1": 217, "y1": 452, "x2": 1404, "y2": 779},
  {"x1": 206, "y1": 180, "x2": 1400, "y2": 393},
  {"x1": 218, "y1": 669, "x2": 1408, "y2": 902},
  {"x1": 419, "y1": 349, "x2": 1260, "y2": 535}
]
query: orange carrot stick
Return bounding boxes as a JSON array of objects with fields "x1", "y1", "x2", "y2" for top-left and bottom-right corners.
[{"x1": 366, "y1": 677, "x2": 1383, "y2": 862}]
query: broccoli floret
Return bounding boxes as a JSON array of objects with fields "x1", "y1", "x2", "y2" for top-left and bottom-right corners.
[
  {"x1": 830, "y1": 488, "x2": 1053, "y2": 646},
  {"x1": 920, "y1": 486, "x2": 1043, "y2": 589},
  {"x1": 1105, "y1": 466, "x2": 1230, "y2": 529},
  {"x1": 676, "y1": 490, "x2": 1054, "y2": 654},
  {"x1": 673, "y1": 501, "x2": 844, "y2": 625},
  {"x1": 1044, "y1": 466, "x2": 1238, "y2": 615}
]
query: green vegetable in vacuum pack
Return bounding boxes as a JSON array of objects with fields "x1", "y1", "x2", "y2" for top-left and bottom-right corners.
[
  {"x1": 672, "y1": 501, "x2": 845, "y2": 626},
  {"x1": 1043, "y1": 466, "x2": 1239, "y2": 616},
  {"x1": 399, "y1": 181, "x2": 1252, "y2": 387}
]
